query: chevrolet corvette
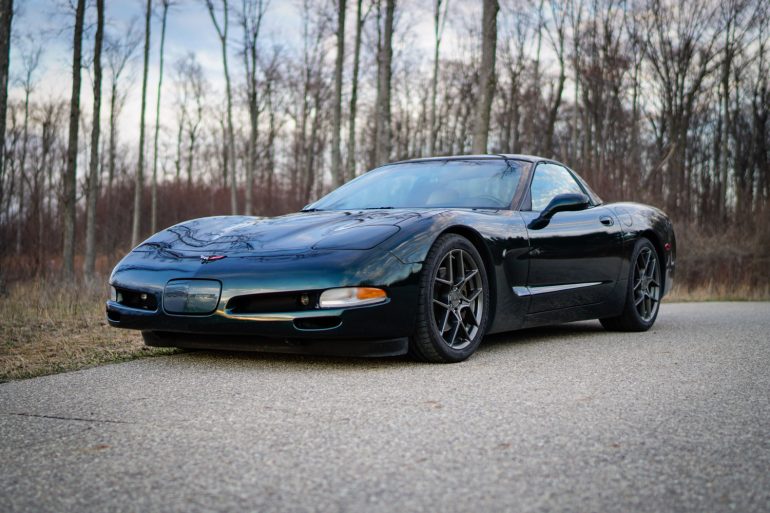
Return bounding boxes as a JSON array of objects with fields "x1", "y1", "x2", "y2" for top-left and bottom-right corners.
[{"x1": 107, "y1": 155, "x2": 676, "y2": 362}]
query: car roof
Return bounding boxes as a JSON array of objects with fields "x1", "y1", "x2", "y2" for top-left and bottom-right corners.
[{"x1": 384, "y1": 154, "x2": 547, "y2": 166}]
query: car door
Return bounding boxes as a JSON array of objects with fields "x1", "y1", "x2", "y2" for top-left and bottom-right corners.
[{"x1": 519, "y1": 163, "x2": 624, "y2": 313}]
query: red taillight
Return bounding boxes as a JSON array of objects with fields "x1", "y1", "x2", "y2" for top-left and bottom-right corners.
[{"x1": 664, "y1": 243, "x2": 672, "y2": 251}]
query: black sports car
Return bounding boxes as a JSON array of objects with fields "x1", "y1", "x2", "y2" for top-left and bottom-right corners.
[{"x1": 107, "y1": 155, "x2": 676, "y2": 363}]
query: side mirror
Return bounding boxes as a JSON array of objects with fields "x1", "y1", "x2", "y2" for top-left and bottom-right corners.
[{"x1": 528, "y1": 193, "x2": 590, "y2": 230}]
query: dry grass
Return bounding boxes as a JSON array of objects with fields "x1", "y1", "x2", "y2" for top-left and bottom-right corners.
[
  {"x1": 666, "y1": 281, "x2": 770, "y2": 302},
  {"x1": 0, "y1": 278, "x2": 176, "y2": 382}
]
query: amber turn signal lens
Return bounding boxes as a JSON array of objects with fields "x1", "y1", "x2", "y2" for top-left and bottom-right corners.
[{"x1": 356, "y1": 287, "x2": 387, "y2": 300}]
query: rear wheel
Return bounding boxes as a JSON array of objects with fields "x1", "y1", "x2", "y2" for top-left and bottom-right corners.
[
  {"x1": 410, "y1": 234, "x2": 490, "y2": 363},
  {"x1": 600, "y1": 237, "x2": 661, "y2": 331}
]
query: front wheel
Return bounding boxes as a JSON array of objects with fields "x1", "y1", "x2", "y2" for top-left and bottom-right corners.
[
  {"x1": 600, "y1": 237, "x2": 662, "y2": 331},
  {"x1": 410, "y1": 234, "x2": 490, "y2": 363}
]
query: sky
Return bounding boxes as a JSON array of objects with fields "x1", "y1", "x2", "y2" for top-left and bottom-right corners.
[{"x1": 7, "y1": 0, "x2": 470, "y2": 150}]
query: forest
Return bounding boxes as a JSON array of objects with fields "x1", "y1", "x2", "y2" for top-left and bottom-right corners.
[{"x1": 0, "y1": 0, "x2": 768, "y2": 297}]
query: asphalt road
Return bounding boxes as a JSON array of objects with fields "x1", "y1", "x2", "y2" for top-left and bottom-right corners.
[{"x1": 1, "y1": 302, "x2": 769, "y2": 513}]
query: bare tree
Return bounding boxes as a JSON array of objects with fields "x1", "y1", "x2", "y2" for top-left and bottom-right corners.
[
  {"x1": 0, "y1": 0, "x2": 12, "y2": 190},
  {"x1": 472, "y1": 0, "x2": 498, "y2": 154},
  {"x1": 14, "y1": 39, "x2": 41, "y2": 255},
  {"x1": 330, "y1": 0, "x2": 346, "y2": 187},
  {"x1": 151, "y1": 0, "x2": 172, "y2": 234},
  {"x1": 83, "y1": 0, "x2": 104, "y2": 275},
  {"x1": 241, "y1": 0, "x2": 269, "y2": 215},
  {"x1": 429, "y1": 0, "x2": 449, "y2": 155},
  {"x1": 131, "y1": 0, "x2": 152, "y2": 247},
  {"x1": 374, "y1": 0, "x2": 395, "y2": 166},
  {"x1": 645, "y1": 0, "x2": 721, "y2": 218},
  {"x1": 543, "y1": 1, "x2": 566, "y2": 157},
  {"x1": 345, "y1": 0, "x2": 368, "y2": 179},
  {"x1": 62, "y1": 0, "x2": 85, "y2": 278},
  {"x1": 173, "y1": 53, "x2": 207, "y2": 187},
  {"x1": 105, "y1": 23, "x2": 139, "y2": 197},
  {"x1": 206, "y1": 0, "x2": 238, "y2": 214}
]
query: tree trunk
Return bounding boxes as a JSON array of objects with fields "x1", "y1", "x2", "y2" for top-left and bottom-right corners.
[
  {"x1": 151, "y1": 0, "x2": 169, "y2": 234},
  {"x1": 472, "y1": 0, "x2": 498, "y2": 154},
  {"x1": 206, "y1": 0, "x2": 238, "y2": 214},
  {"x1": 108, "y1": 81, "x2": 117, "y2": 196},
  {"x1": 131, "y1": 0, "x2": 152, "y2": 247},
  {"x1": 346, "y1": 0, "x2": 364, "y2": 179},
  {"x1": 16, "y1": 76, "x2": 32, "y2": 255},
  {"x1": 374, "y1": 0, "x2": 395, "y2": 166},
  {"x1": 242, "y1": 0, "x2": 267, "y2": 215},
  {"x1": 0, "y1": 0, "x2": 12, "y2": 190},
  {"x1": 84, "y1": 0, "x2": 104, "y2": 275},
  {"x1": 63, "y1": 0, "x2": 85, "y2": 278},
  {"x1": 544, "y1": 25, "x2": 566, "y2": 158},
  {"x1": 429, "y1": 0, "x2": 448, "y2": 156},
  {"x1": 331, "y1": 0, "x2": 346, "y2": 187}
]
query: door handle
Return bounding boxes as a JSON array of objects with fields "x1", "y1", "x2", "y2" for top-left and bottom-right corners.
[{"x1": 600, "y1": 216, "x2": 614, "y2": 226}]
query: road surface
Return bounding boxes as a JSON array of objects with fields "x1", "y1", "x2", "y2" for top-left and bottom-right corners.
[{"x1": 1, "y1": 302, "x2": 769, "y2": 512}]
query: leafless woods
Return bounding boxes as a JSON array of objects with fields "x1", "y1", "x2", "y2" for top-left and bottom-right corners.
[{"x1": 0, "y1": 0, "x2": 768, "y2": 290}]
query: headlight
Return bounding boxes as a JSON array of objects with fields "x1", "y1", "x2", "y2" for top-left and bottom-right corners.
[
  {"x1": 319, "y1": 287, "x2": 387, "y2": 308},
  {"x1": 110, "y1": 286, "x2": 117, "y2": 302},
  {"x1": 163, "y1": 279, "x2": 222, "y2": 314}
]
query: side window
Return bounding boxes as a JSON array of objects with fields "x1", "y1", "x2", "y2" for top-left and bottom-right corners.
[{"x1": 529, "y1": 164, "x2": 585, "y2": 211}]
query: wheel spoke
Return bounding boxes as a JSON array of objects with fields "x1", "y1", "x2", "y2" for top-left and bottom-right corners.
[
  {"x1": 459, "y1": 268, "x2": 479, "y2": 287},
  {"x1": 464, "y1": 288, "x2": 482, "y2": 303},
  {"x1": 457, "y1": 252, "x2": 466, "y2": 286},
  {"x1": 433, "y1": 298, "x2": 450, "y2": 310},
  {"x1": 440, "y1": 309, "x2": 451, "y2": 333},
  {"x1": 647, "y1": 257, "x2": 657, "y2": 279},
  {"x1": 457, "y1": 313, "x2": 471, "y2": 341},
  {"x1": 435, "y1": 275, "x2": 452, "y2": 286}
]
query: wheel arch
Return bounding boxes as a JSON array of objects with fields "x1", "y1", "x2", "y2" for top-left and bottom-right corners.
[{"x1": 437, "y1": 225, "x2": 498, "y2": 331}]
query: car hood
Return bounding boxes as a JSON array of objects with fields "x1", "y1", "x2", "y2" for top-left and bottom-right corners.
[{"x1": 136, "y1": 209, "x2": 431, "y2": 257}]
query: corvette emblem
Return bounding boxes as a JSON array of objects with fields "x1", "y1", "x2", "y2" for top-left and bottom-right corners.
[{"x1": 200, "y1": 255, "x2": 227, "y2": 263}]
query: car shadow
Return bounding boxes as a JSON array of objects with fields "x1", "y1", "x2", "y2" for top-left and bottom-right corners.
[
  {"x1": 166, "y1": 320, "x2": 609, "y2": 368},
  {"x1": 480, "y1": 320, "x2": 607, "y2": 350}
]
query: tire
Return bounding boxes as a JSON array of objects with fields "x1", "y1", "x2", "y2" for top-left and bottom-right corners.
[
  {"x1": 600, "y1": 237, "x2": 662, "y2": 332},
  {"x1": 409, "y1": 234, "x2": 490, "y2": 363}
]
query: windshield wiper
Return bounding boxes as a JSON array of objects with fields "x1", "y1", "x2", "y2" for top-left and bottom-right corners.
[
  {"x1": 300, "y1": 208, "x2": 324, "y2": 212},
  {"x1": 359, "y1": 206, "x2": 395, "y2": 210}
]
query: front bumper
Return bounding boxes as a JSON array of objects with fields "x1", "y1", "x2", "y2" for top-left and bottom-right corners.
[{"x1": 106, "y1": 247, "x2": 421, "y2": 356}]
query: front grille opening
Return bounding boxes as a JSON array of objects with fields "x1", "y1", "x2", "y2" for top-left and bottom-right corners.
[
  {"x1": 116, "y1": 288, "x2": 158, "y2": 311},
  {"x1": 294, "y1": 316, "x2": 342, "y2": 331},
  {"x1": 227, "y1": 291, "x2": 320, "y2": 314}
]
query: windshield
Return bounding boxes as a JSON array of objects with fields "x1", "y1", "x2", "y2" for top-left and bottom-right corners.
[{"x1": 308, "y1": 159, "x2": 524, "y2": 210}]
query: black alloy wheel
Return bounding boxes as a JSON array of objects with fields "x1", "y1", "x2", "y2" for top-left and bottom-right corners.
[{"x1": 411, "y1": 234, "x2": 490, "y2": 363}]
